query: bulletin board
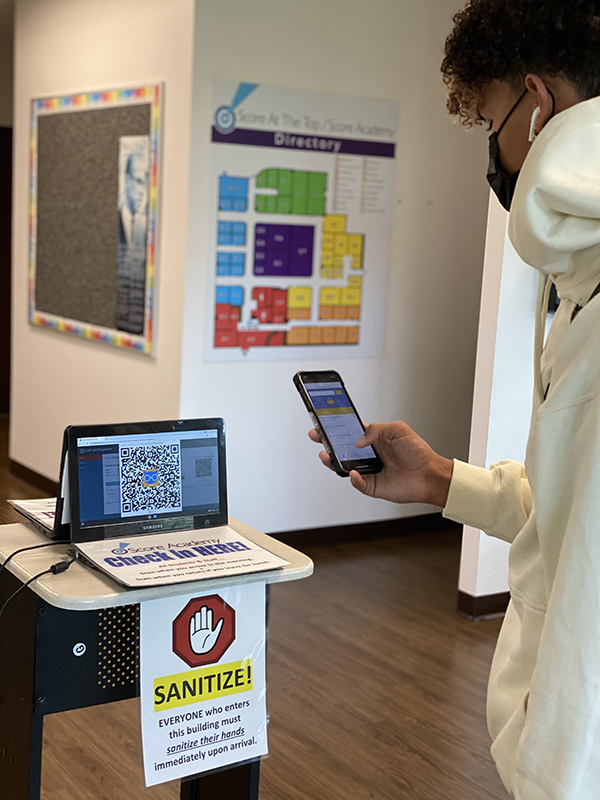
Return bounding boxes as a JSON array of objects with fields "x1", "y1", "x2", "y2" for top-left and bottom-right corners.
[{"x1": 29, "y1": 85, "x2": 161, "y2": 354}]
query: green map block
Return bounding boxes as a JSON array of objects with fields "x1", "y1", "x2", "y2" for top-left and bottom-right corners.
[
  {"x1": 309, "y1": 173, "x2": 327, "y2": 195},
  {"x1": 256, "y1": 170, "x2": 269, "y2": 188},
  {"x1": 292, "y1": 171, "x2": 308, "y2": 214},
  {"x1": 278, "y1": 196, "x2": 293, "y2": 214},
  {"x1": 255, "y1": 169, "x2": 327, "y2": 215},
  {"x1": 307, "y1": 173, "x2": 327, "y2": 215},
  {"x1": 278, "y1": 170, "x2": 293, "y2": 196}
]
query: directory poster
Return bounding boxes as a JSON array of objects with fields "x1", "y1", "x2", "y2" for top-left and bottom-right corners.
[{"x1": 207, "y1": 81, "x2": 398, "y2": 361}]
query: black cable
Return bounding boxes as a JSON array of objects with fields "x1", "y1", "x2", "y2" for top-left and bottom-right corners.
[
  {"x1": 0, "y1": 540, "x2": 70, "y2": 583},
  {"x1": 0, "y1": 553, "x2": 77, "y2": 624},
  {"x1": 0, "y1": 568, "x2": 51, "y2": 623}
]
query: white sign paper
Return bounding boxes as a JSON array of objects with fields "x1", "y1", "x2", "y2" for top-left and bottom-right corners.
[
  {"x1": 140, "y1": 582, "x2": 268, "y2": 786},
  {"x1": 75, "y1": 526, "x2": 289, "y2": 587}
]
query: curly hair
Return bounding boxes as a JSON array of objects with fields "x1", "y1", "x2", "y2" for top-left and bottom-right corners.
[{"x1": 442, "y1": 0, "x2": 600, "y2": 128}]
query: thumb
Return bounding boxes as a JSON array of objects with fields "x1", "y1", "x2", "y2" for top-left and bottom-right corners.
[
  {"x1": 355, "y1": 423, "x2": 377, "y2": 448},
  {"x1": 349, "y1": 470, "x2": 369, "y2": 495},
  {"x1": 213, "y1": 617, "x2": 224, "y2": 637}
]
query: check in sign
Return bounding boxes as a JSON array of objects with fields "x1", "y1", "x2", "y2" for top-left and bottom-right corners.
[{"x1": 140, "y1": 583, "x2": 267, "y2": 786}]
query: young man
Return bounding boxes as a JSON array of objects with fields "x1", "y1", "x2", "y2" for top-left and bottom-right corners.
[{"x1": 311, "y1": 2, "x2": 600, "y2": 797}]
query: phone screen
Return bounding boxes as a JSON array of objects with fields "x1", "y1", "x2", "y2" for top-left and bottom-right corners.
[{"x1": 304, "y1": 381, "x2": 377, "y2": 463}]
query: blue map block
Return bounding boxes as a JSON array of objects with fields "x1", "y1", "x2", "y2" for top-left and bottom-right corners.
[
  {"x1": 216, "y1": 286, "x2": 230, "y2": 304},
  {"x1": 219, "y1": 174, "x2": 248, "y2": 213},
  {"x1": 216, "y1": 252, "x2": 246, "y2": 276},
  {"x1": 230, "y1": 287, "x2": 244, "y2": 307},
  {"x1": 218, "y1": 221, "x2": 247, "y2": 246}
]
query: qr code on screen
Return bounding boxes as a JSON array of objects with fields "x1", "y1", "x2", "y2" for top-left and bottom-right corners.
[
  {"x1": 120, "y1": 443, "x2": 182, "y2": 516},
  {"x1": 195, "y1": 458, "x2": 213, "y2": 478}
]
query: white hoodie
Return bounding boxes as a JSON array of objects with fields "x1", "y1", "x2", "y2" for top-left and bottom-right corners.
[{"x1": 443, "y1": 96, "x2": 600, "y2": 799}]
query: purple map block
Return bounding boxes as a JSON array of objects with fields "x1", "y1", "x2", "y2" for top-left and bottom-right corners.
[
  {"x1": 253, "y1": 224, "x2": 314, "y2": 277},
  {"x1": 267, "y1": 225, "x2": 290, "y2": 251},
  {"x1": 291, "y1": 226, "x2": 313, "y2": 276},
  {"x1": 263, "y1": 253, "x2": 289, "y2": 276}
]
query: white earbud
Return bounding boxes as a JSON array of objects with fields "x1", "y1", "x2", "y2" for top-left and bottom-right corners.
[{"x1": 529, "y1": 107, "x2": 542, "y2": 142}]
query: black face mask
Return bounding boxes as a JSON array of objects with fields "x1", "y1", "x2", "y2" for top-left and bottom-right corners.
[
  {"x1": 486, "y1": 87, "x2": 556, "y2": 212},
  {"x1": 486, "y1": 89, "x2": 527, "y2": 212}
]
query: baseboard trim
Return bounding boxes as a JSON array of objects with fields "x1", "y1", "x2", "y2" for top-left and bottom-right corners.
[
  {"x1": 9, "y1": 459, "x2": 59, "y2": 496},
  {"x1": 457, "y1": 590, "x2": 510, "y2": 621},
  {"x1": 271, "y1": 512, "x2": 461, "y2": 548}
]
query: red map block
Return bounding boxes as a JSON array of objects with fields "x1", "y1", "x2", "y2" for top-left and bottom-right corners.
[
  {"x1": 252, "y1": 287, "x2": 273, "y2": 307},
  {"x1": 239, "y1": 330, "x2": 269, "y2": 348},
  {"x1": 216, "y1": 303, "x2": 232, "y2": 322},
  {"x1": 258, "y1": 308, "x2": 273, "y2": 324},
  {"x1": 215, "y1": 317, "x2": 238, "y2": 331},
  {"x1": 273, "y1": 290, "x2": 287, "y2": 310},
  {"x1": 272, "y1": 311, "x2": 287, "y2": 324},
  {"x1": 214, "y1": 329, "x2": 239, "y2": 347},
  {"x1": 266, "y1": 331, "x2": 285, "y2": 346}
]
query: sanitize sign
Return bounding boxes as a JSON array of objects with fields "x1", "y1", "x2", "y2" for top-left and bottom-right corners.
[{"x1": 140, "y1": 583, "x2": 267, "y2": 786}]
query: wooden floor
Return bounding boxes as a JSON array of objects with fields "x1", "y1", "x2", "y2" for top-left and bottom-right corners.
[{"x1": 0, "y1": 417, "x2": 508, "y2": 799}]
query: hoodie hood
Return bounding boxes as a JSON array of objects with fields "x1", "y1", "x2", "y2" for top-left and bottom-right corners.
[{"x1": 509, "y1": 95, "x2": 600, "y2": 306}]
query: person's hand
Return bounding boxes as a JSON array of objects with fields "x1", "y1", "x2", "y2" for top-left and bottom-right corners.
[{"x1": 308, "y1": 421, "x2": 453, "y2": 507}]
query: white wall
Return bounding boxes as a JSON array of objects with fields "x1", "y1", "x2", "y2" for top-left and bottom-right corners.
[
  {"x1": 0, "y1": 2, "x2": 13, "y2": 126},
  {"x1": 181, "y1": 0, "x2": 491, "y2": 532},
  {"x1": 10, "y1": 0, "x2": 195, "y2": 479},
  {"x1": 458, "y1": 195, "x2": 538, "y2": 597}
]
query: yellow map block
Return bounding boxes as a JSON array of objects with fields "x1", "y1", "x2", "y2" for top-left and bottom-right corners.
[
  {"x1": 320, "y1": 217, "x2": 364, "y2": 276},
  {"x1": 320, "y1": 287, "x2": 341, "y2": 306},
  {"x1": 323, "y1": 215, "x2": 346, "y2": 234},
  {"x1": 349, "y1": 235, "x2": 363, "y2": 255},
  {"x1": 342, "y1": 288, "x2": 361, "y2": 306},
  {"x1": 288, "y1": 287, "x2": 312, "y2": 309},
  {"x1": 334, "y1": 235, "x2": 348, "y2": 255}
]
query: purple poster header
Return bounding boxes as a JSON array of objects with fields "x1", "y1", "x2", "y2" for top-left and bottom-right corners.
[{"x1": 211, "y1": 127, "x2": 395, "y2": 158}]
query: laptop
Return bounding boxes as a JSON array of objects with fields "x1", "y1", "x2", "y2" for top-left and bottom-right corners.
[{"x1": 61, "y1": 418, "x2": 288, "y2": 587}]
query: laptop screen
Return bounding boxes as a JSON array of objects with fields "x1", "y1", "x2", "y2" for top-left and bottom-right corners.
[{"x1": 67, "y1": 419, "x2": 227, "y2": 542}]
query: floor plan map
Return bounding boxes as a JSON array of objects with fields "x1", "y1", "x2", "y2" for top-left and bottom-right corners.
[{"x1": 207, "y1": 82, "x2": 397, "y2": 361}]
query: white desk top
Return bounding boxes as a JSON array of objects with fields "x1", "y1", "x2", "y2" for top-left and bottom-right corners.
[{"x1": 0, "y1": 519, "x2": 313, "y2": 611}]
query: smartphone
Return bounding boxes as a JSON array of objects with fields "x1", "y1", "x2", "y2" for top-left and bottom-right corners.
[{"x1": 293, "y1": 370, "x2": 384, "y2": 478}]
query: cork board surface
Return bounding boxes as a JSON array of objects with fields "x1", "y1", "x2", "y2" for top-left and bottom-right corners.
[{"x1": 35, "y1": 104, "x2": 151, "y2": 328}]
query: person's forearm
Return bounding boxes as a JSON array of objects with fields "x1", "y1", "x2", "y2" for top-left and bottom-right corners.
[{"x1": 425, "y1": 455, "x2": 454, "y2": 508}]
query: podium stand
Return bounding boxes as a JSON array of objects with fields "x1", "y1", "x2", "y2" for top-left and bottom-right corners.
[{"x1": 0, "y1": 519, "x2": 313, "y2": 800}]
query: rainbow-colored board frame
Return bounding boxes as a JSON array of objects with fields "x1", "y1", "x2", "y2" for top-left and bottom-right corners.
[{"x1": 29, "y1": 84, "x2": 161, "y2": 354}]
